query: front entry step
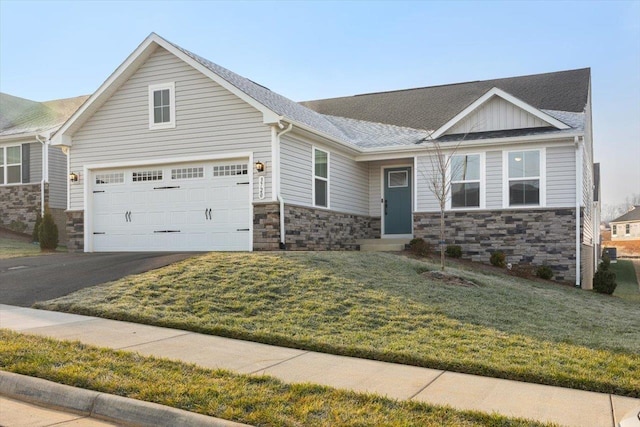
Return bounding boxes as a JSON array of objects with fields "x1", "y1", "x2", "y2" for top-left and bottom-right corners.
[{"x1": 357, "y1": 238, "x2": 412, "y2": 252}]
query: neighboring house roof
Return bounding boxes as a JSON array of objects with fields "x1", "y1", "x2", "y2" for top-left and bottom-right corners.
[
  {"x1": 300, "y1": 68, "x2": 590, "y2": 132},
  {"x1": 0, "y1": 92, "x2": 89, "y2": 138},
  {"x1": 611, "y1": 206, "x2": 640, "y2": 223},
  {"x1": 53, "y1": 33, "x2": 588, "y2": 151}
]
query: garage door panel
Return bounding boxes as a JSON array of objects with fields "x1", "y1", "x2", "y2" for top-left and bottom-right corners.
[{"x1": 92, "y1": 161, "x2": 251, "y2": 252}]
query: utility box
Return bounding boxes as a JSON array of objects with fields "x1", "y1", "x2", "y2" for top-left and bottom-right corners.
[{"x1": 603, "y1": 247, "x2": 617, "y2": 263}]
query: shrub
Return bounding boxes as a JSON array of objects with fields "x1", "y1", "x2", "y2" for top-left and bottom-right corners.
[
  {"x1": 409, "y1": 238, "x2": 432, "y2": 257},
  {"x1": 445, "y1": 245, "x2": 462, "y2": 258},
  {"x1": 32, "y1": 212, "x2": 42, "y2": 242},
  {"x1": 38, "y1": 206, "x2": 59, "y2": 252},
  {"x1": 536, "y1": 265, "x2": 554, "y2": 280},
  {"x1": 490, "y1": 251, "x2": 506, "y2": 268},
  {"x1": 9, "y1": 220, "x2": 27, "y2": 234},
  {"x1": 593, "y1": 269, "x2": 617, "y2": 295},
  {"x1": 599, "y1": 254, "x2": 611, "y2": 271}
]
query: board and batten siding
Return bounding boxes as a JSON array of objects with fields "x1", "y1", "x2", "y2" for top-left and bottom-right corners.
[
  {"x1": 446, "y1": 97, "x2": 550, "y2": 135},
  {"x1": 280, "y1": 134, "x2": 369, "y2": 216},
  {"x1": 48, "y1": 146, "x2": 67, "y2": 209},
  {"x1": 68, "y1": 47, "x2": 272, "y2": 210},
  {"x1": 546, "y1": 145, "x2": 576, "y2": 208}
]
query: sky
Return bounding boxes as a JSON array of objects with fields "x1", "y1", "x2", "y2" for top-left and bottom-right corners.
[{"x1": 1, "y1": 0, "x2": 639, "y2": 207}]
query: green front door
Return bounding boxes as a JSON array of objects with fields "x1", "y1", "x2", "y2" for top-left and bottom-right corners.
[{"x1": 383, "y1": 167, "x2": 412, "y2": 235}]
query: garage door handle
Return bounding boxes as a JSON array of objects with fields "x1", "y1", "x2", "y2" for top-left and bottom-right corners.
[
  {"x1": 125, "y1": 211, "x2": 131, "y2": 222},
  {"x1": 237, "y1": 182, "x2": 249, "y2": 185},
  {"x1": 237, "y1": 228, "x2": 250, "y2": 231},
  {"x1": 205, "y1": 208, "x2": 212, "y2": 220},
  {"x1": 153, "y1": 186, "x2": 181, "y2": 190},
  {"x1": 154, "y1": 230, "x2": 181, "y2": 233}
]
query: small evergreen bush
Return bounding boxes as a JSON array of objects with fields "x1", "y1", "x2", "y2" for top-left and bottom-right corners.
[
  {"x1": 409, "y1": 238, "x2": 432, "y2": 257},
  {"x1": 593, "y1": 269, "x2": 617, "y2": 294},
  {"x1": 445, "y1": 245, "x2": 462, "y2": 258},
  {"x1": 38, "y1": 206, "x2": 59, "y2": 252},
  {"x1": 536, "y1": 265, "x2": 554, "y2": 280},
  {"x1": 490, "y1": 251, "x2": 506, "y2": 268},
  {"x1": 32, "y1": 212, "x2": 42, "y2": 242}
]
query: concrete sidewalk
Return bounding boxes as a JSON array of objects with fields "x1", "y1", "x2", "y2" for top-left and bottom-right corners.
[{"x1": 1, "y1": 304, "x2": 638, "y2": 427}]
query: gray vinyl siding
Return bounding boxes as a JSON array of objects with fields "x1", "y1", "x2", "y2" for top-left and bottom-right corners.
[
  {"x1": 485, "y1": 150, "x2": 502, "y2": 209},
  {"x1": 48, "y1": 146, "x2": 67, "y2": 209},
  {"x1": 69, "y1": 47, "x2": 272, "y2": 210},
  {"x1": 280, "y1": 134, "x2": 312, "y2": 206},
  {"x1": 415, "y1": 156, "x2": 439, "y2": 212},
  {"x1": 28, "y1": 142, "x2": 42, "y2": 183},
  {"x1": 369, "y1": 159, "x2": 413, "y2": 216},
  {"x1": 331, "y1": 151, "x2": 368, "y2": 215},
  {"x1": 546, "y1": 145, "x2": 576, "y2": 208},
  {"x1": 280, "y1": 134, "x2": 369, "y2": 216}
]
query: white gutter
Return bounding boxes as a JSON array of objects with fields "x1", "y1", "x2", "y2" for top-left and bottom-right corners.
[
  {"x1": 575, "y1": 136, "x2": 582, "y2": 288},
  {"x1": 275, "y1": 123, "x2": 293, "y2": 248},
  {"x1": 35, "y1": 134, "x2": 48, "y2": 215}
]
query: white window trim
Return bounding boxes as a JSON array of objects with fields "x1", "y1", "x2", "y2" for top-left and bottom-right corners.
[
  {"x1": 625, "y1": 224, "x2": 631, "y2": 236},
  {"x1": 447, "y1": 152, "x2": 485, "y2": 210},
  {"x1": 312, "y1": 146, "x2": 330, "y2": 209},
  {"x1": 612, "y1": 224, "x2": 617, "y2": 236},
  {"x1": 148, "y1": 82, "x2": 176, "y2": 130},
  {"x1": 502, "y1": 148, "x2": 546, "y2": 208},
  {"x1": 0, "y1": 144, "x2": 22, "y2": 185}
]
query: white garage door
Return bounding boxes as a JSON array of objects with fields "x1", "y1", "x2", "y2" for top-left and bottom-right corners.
[{"x1": 91, "y1": 161, "x2": 250, "y2": 252}]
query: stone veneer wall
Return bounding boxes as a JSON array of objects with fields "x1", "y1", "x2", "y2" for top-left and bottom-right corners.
[
  {"x1": 0, "y1": 183, "x2": 44, "y2": 234},
  {"x1": 253, "y1": 202, "x2": 380, "y2": 251},
  {"x1": 414, "y1": 208, "x2": 577, "y2": 282},
  {"x1": 66, "y1": 210, "x2": 84, "y2": 252}
]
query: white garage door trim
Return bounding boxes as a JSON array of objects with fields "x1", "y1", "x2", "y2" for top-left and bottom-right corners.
[{"x1": 83, "y1": 152, "x2": 254, "y2": 252}]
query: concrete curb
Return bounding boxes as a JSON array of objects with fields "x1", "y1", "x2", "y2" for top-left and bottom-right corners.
[{"x1": 0, "y1": 370, "x2": 250, "y2": 427}]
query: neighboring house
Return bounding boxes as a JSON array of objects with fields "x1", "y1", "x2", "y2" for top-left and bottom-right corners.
[
  {"x1": 610, "y1": 206, "x2": 640, "y2": 241},
  {"x1": 0, "y1": 93, "x2": 89, "y2": 240},
  {"x1": 51, "y1": 33, "x2": 598, "y2": 287}
]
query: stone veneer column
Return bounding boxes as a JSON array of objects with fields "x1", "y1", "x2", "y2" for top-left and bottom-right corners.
[
  {"x1": 66, "y1": 211, "x2": 84, "y2": 252},
  {"x1": 253, "y1": 202, "x2": 281, "y2": 251},
  {"x1": 413, "y1": 208, "x2": 577, "y2": 282}
]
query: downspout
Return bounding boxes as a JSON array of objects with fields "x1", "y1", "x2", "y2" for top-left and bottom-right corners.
[
  {"x1": 35, "y1": 134, "x2": 48, "y2": 216},
  {"x1": 275, "y1": 122, "x2": 293, "y2": 249},
  {"x1": 574, "y1": 136, "x2": 582, "y2": 288}
]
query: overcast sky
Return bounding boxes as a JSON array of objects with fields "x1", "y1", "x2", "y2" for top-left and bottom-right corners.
[{"x1": 1, "y1": 0, "x2": 638, "y2": 206}]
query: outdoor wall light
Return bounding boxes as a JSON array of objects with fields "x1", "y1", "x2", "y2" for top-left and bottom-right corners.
[
  {"x1": 69, "y1": 172, "x2": 79, "y2": 182},
  {"x1": 255, "y1": 161, "x2": 265, "y2": 172}
]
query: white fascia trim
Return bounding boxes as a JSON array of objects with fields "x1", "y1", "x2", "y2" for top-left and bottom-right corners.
[
  {"x1": 355, "y1": 132, "x2": 580, "y2": 162},
  {"x1": 83, "y1": 152, "x2": 253, "y2": 171},
  {"x1": 429, "y1": 87, "x2": 571, "y2": 140}
]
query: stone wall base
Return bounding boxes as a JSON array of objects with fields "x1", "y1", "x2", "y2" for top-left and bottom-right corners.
[
  {"x1": 0, "y1": 183, "x2": 43, "y2": 234},
  {"x1": 253, "y1": 202, "x2": 380, "y2": 251},
  {"x1": 66, "y1": 210, "x2": 84, "y2": 252},
  {"x1": 414, "y1": 208, "x2": 577, "y2": 282}
]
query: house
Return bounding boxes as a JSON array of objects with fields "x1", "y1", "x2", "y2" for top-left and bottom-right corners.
[
  {"x1": 51, "y1": 33, "x2": 598, "y2": 288},
  {"x1": 0, "y1": 93, "x2": 89, "y2": 240},
  {"x1": 610, "y1": 206, "x2": 640, "y2": 241}
]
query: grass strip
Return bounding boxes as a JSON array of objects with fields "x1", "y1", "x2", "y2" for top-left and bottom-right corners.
[
  {"x1": 0, "y1": 238, "x2": 41, "y2": 259},
  {"x1": 0, "y1": 330, "x2": 553, "y2": 427},
  {"x1": 36, "y1": 252, "x2": 640, "y2": 398},
  {"x1": 611, "y1": 260, "x2": 640, "y2": 303}
]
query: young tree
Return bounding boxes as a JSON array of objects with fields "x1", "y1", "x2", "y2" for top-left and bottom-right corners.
[{"x1": 423, "y1": 138, "x2": 463, "y2": 271}]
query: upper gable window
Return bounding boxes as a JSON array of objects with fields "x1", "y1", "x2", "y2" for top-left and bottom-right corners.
[{"x1": 148, "y1": 82, "x2": 175, "y2": 130}]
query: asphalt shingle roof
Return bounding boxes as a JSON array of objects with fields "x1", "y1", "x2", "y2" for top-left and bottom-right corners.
[
  {"x1": 300, "y1": 68, "x2": 591, "y2": 132},
  {"x1": 611, "y1": 206, "x2": 640, "y2": 223},
  {"x1": 0, "y1": 93, "x2": 89, "y2": 137}
]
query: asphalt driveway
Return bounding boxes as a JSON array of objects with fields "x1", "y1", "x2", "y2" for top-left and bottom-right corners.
[{"x1": 0, "y1": 252, "x2": 198, "y2": 307}]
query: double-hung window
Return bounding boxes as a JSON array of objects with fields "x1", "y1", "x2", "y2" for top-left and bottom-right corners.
[
  {"x1": 613, "y1": 225, "x2": 617, "y2": 236},
  {"x1": 507, "y1": 150, "x2": 541, "y2": 206},
  {"x1": 313, "y1": 148, "x2": 329, "y2": 208},
  {"x1": 148, "y1": 82, "x2": 175, "y2": 129},
  {"x1": 450, "y1": 154, "x2": 481, "y2": 208},
  {"x1": 626, "y1": 224, "x2": 631, "y2": 236},
  {"x1": 0, "y1": 145, "x2": 22, "y2": 185}
]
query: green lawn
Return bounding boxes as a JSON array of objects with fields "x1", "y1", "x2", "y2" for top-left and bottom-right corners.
[
  {"x1": 36, "y1": 252, "x2": 640, "y2": 397},
  {"x1": 0, "y1": 331, "x2": 550, "y2": 427},
  {"x1": 611, "y1": 260, "x2": 640, "y2": 303},
  {"x1": 0, "y1": 237, "x2": 41, "y2": 259}
]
